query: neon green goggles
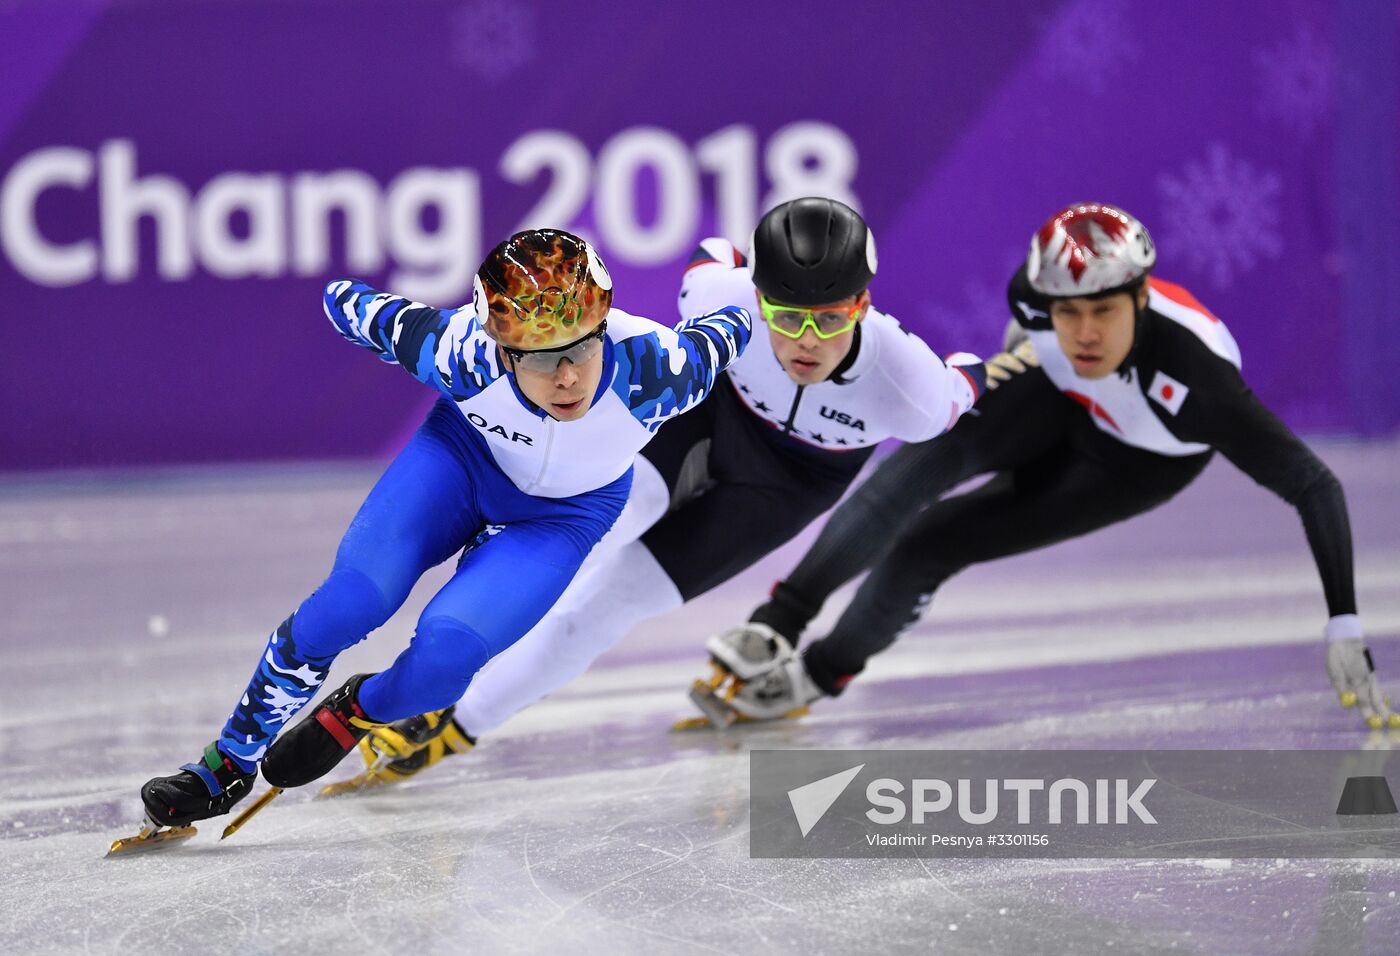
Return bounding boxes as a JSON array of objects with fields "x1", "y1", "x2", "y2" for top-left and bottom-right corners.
[{"x1": 758, "y1": 295, "x2": 865, "y2": 340}]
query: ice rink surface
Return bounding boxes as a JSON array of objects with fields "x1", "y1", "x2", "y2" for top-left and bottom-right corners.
[{"x1": 3, "y1": 439, "x2": 1400, "y2": 955}]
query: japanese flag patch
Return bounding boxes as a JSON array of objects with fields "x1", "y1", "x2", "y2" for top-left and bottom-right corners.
[{"x1": 1147, "y1": 370, "x2": 1189, "y2": 416}]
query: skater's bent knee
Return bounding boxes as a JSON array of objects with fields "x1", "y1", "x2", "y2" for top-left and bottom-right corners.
[
  {"x1": 293, "y1": 567, "x2": 397, "y2": 657},
  {"x1": 414, "y1": 616, "x2": 495, "y2": 687}
]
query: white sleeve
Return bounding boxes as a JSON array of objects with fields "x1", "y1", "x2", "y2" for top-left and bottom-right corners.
[
  {"x1": 677, "y1": 237, "x2": 745, "y2": 320},
  {"x1": 878, "y1": 325, "x2": 979, "y2": 444}
]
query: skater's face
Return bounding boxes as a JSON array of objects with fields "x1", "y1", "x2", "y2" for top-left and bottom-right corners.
[
  {"x1": 500, "y1": 336, "x2": 606, "y2": 421},
  {"x1": 1049, "y1": 286, "x2": 1146, "y2": 379},
  {"x1": 764, "y1": 291, "x2": 869, "y2": 385}
]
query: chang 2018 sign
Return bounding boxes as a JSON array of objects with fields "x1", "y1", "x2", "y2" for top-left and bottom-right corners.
[{"x1": 0, "y1": 123, "x2": 860, "y2": 303}]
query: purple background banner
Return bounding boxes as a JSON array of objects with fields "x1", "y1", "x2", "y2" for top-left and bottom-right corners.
[{"x1": 2, "y1": 0, "x2": 1397, "y2": 471}]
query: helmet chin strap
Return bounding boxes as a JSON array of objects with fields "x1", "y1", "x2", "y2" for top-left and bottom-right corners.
[
  {"x1": 1113, "y1": 286, "x2": 1151, "y2": 380},
  {"x1": 828, "y1": 323, "x2": 864, "y2": 385}
]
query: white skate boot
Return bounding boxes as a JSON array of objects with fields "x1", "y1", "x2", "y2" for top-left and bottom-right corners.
[{"x1": 675, "y1": 624, "x2": 822, "y2": 730}]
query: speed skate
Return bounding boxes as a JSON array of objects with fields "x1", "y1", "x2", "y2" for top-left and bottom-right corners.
[
  {"x1": 675, "y1": 625, "x2": 819, "y2": 730},
  {"x1": 675, "y1": 660, "x2": 811, "y2": 730},
  {"x1": 14, "y1": 435, "x2": 1399, "y2": 953},
  {"x1": 320, "y1": 706, "x2": 475, "y2": 796},
  {"x1": 105, "y1": 818, "x2": 197, "y2": 857}
]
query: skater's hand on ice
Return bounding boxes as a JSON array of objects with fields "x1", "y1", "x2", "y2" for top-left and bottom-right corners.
[{"x1": 1326, "y1": 637, "x2": 1400, "y2": 730}]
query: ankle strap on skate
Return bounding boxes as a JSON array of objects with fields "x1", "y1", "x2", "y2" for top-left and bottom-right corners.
[
  {"x1": 181, "y1": 743, "x2": 245, "y2": 798},
  {"x1": 314, "y1": 702, "x2": 383, "y2": 751}
]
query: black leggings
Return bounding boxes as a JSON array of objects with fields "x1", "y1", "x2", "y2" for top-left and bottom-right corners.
[
  {"x1": 640, "y1": 378, "x2": 873, "y2": 601},
  {"x1": 749, "y1": 367, "x2": 1210, "y2": 695}
]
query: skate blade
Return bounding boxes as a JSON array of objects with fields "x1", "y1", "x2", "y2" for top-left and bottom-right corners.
[
  {"x1": 687, "y1": 683, "x2": 741, "y2": 729},
  {"x1": 318, "y1": 772, "x2": 389, "y2": 799},
  {"x1": 671, "y1": 714, "x2": 719, "y2": 731},
  {"x1": 106, "y1": 823, "x2": 198, "y2": 857},
  {"x1": 220, "y1": 787, "x2": 283, "y2": 840},
  {"x1": 670, "y1": 706, "x2": 812, "y2": 733},
  {"x1": 320, "y1": 751, "x2": 395, "y2": 799},
  {"x1": 700, "y1": 661, "x2": 729, "y2": 691}
]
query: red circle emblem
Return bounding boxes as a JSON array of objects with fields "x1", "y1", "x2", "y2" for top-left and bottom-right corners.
[{"x1": 1161, "y1": 384, "x2": 1175, "y2": 400}]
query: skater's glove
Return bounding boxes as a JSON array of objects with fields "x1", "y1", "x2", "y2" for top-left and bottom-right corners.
[
  {"x1": 984, "y1": 339, "x2": 1039, "y2": 390},
  {"x1": 1326, "y1": 635, "x2": 1399, "y2": 730}
]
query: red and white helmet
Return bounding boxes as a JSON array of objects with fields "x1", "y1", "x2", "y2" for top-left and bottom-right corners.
[{"x1": 1027, "y1": 203, "x2": 1156, "y2": 297}]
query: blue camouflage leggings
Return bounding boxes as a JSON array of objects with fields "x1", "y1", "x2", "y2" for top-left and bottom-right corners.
[{"x1": 217, "y1": 399, "x2": 630, "y2": 770}]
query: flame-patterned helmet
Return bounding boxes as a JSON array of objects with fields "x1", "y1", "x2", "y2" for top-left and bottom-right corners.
[
  {"x1": 1027, "y1": 203, "x2": 1156, "y2": 298},
  {"x1": 474, "y1": 229, "x2": 613, "y2": 349}
]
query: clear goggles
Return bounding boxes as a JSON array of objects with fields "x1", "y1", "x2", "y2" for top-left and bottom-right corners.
[{"x1": 502, "y1": 320, "x2": 607, "y2": 372}]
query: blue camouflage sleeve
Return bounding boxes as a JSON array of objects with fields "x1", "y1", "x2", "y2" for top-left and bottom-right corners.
[
  {"x1": 322, "y1": 279, "x2": 500, "y2": 400},
  {"x1": 613, "y1": 307, "x2": 752, "y2": 432}
]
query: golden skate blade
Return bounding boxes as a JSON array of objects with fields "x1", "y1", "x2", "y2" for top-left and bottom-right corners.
[
  {"x1": 687, "y1": 685, "x2": 739, "y2": 729},
  {"x1": 322, "y1": 752, "x2": 390, "y2": 798},
  {"x1": 670, "y1": 705, "x2": 811, "y2": 733},
  {"x1": 106, "y1": 824, "x2": 197, "y2": 857},
  {"x1": 670, "y1": 714, "x2": 717, "y2": 731},
  {"x1": 701, "y1": 662, "x2": 728, "y2": 691},
  {"x1": 318, "y1": 772, "x2": 390, "y2": 798},
  {"x1": 219, "y1": 787, "x2": 282, "y2": 840}
]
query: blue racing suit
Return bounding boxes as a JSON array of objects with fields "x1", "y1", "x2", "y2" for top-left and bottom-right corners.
[{"x1": 217, "y1": 281, "x2": 750, "y2": 770}]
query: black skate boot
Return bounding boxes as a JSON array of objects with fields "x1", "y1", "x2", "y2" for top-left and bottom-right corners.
[
  {"x1": 107, "y1": 743, "x2": 257, "y2": 855},
  {"x1": 261, "y1": 673, "x2": 386, "y2": 789},
  {"x1": 140, "y1": 742, "x2": 257, "y2": 827}
]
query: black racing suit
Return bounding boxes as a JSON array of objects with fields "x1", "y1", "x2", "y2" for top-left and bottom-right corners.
[
  {"x1": 640, "y1": 372, "x2": 874, "y2": 600},
  {"x1": 750, "y1": 266, "x2": 1356, "y2": 695}
]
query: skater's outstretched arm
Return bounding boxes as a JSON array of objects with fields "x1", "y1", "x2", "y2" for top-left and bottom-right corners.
[
  {"x1": 1164, "y1": 345, "x2": 1354, "y2": 617},
  {"x1": 323, "y1": 279, "x2": 500, "y2": 400},
  {"x1": 609, "y1": 306, "x2": 752, "y2": 433},
  {"x1": 1159, "y1": 333, "x2": 1392, "y2": 727}
]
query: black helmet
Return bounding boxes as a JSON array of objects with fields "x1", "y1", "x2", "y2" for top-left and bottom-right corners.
[{"x1": 749, "y1": 197, "x2": 877, "y2": 306}]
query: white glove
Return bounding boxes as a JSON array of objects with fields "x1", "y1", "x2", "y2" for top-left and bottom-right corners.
[
  {"x1": 984, "y1": 338, "x2": 1039, "y2": 390},
  {"x1": 1325, "y1": 635, "x2": 1399, "y2": 730}
]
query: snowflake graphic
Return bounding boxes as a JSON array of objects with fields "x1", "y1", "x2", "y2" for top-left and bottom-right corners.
[
  {"x1": 921, "y1": 251, "x2": 1024, "y2": 352},
  {"x1": 998, "y1": 0, "x2": 1142, "y2": 147},
  {"x1": 451, "y1": 0, "x2": 535, "y2": 83},
  {"x1": 1035, "y1": 0, "x2": 1141, "y2": 97},
  {"x1": 1155, "y1": 144, "x2": 1283, "y2": 289},
  {"x1": 1254, "y1": 24, "x2": 1335, "y2": 136},
  {"x1": 922, "y1": 276, "x2": 1014, "y2": 354}
]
